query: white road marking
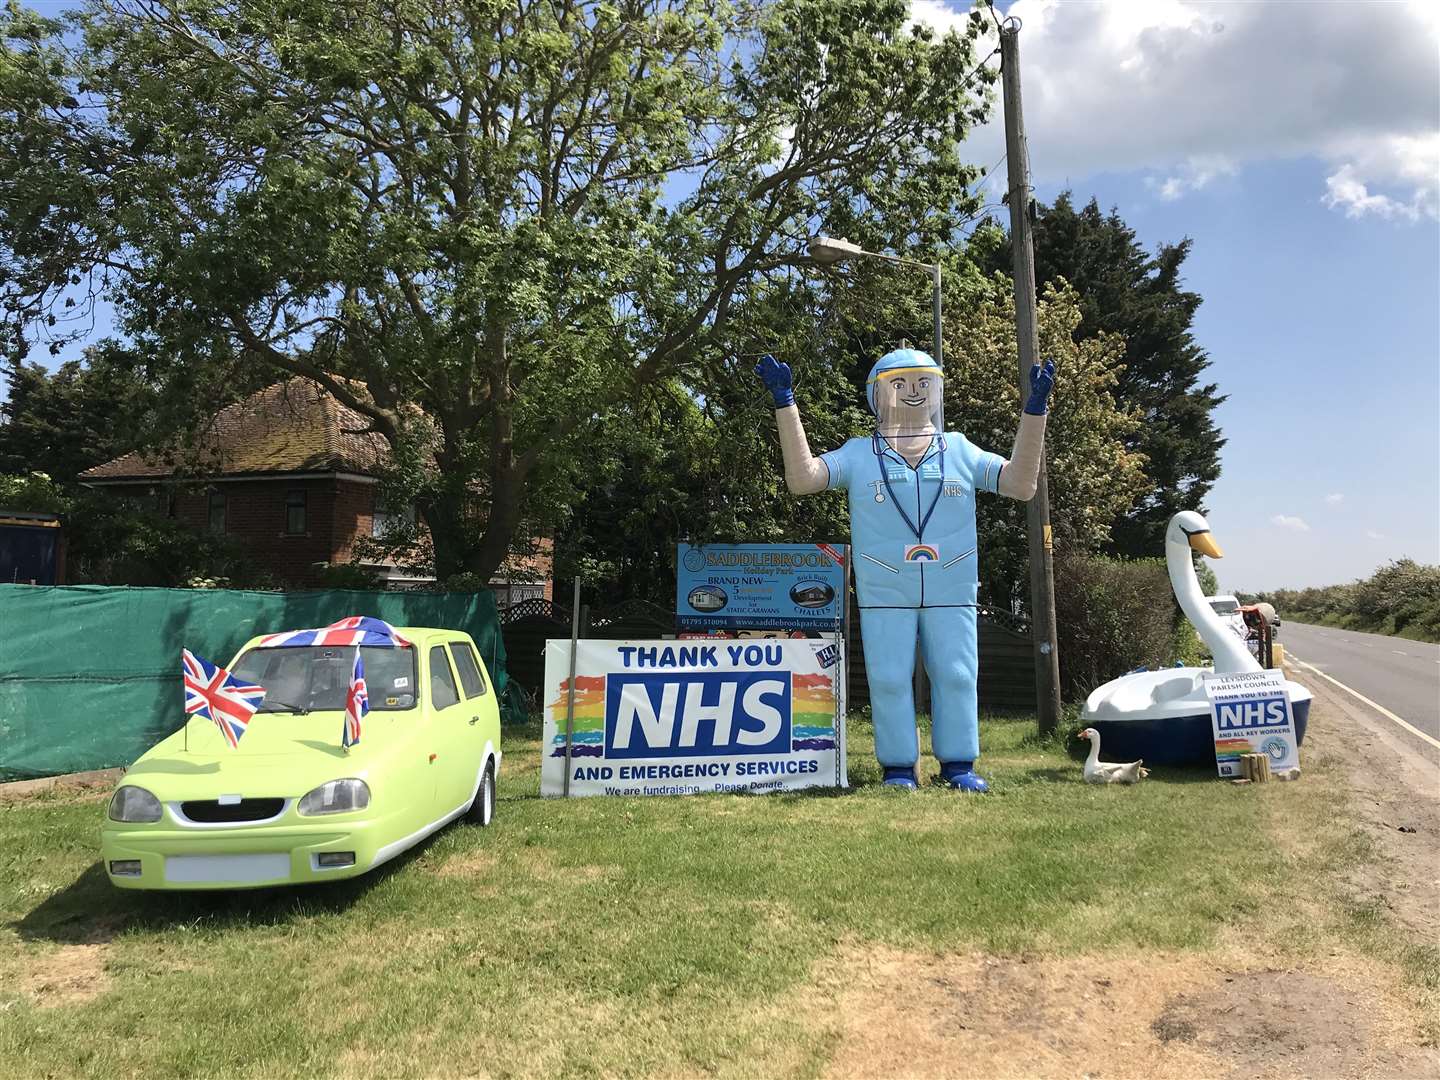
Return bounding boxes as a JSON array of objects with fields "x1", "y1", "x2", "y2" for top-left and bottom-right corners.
[
  {"x1": 1392, "y1": 650, "x2": 1409, "y2": 656},
  {"x1": 1287, "y1": 654, "x2": 1440, "y2": 753}
]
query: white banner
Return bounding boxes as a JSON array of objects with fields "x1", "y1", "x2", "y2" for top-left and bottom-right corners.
[
  {"x1": 541, "y1": 637, "x2": 847, "y2": 797},
  {"x1": 1203, "y1": 669, "x2": 1299, "y2": 778}
]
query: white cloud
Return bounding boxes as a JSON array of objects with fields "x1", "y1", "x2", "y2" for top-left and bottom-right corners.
[
  {"x1": 910, "y1": 1, "x2": 1440, "y2": 220},
  {"x1": 1145, "y1": 156, "x2": 1238, "y2": 201},
  {"x1": 1366, "y1": 529, "x2": 1386, "y2": 540},
  {"x1": 1271, "y1": 515, "x2": 1311, "y2": 533},
  {"x1": 1324, "y1": 493, "x2": 1344, "y2": 506},
  {"x1": 1321, "y1": 133, "x2": 1440, "y2": 221}
]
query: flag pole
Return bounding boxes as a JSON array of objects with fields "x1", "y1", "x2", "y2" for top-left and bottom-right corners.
[{"x1": 180, "y1": 648, "x2": 190, "y2": 752}]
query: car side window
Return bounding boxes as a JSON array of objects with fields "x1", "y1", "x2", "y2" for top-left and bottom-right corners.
[
  {"x1": 449, "y1": 642, "x2": 488, "y2": 699},
  {"x1": 428, "y1": 645, "x2": 460, "y2": 710}
]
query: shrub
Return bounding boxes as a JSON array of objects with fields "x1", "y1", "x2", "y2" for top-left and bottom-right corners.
[
  {"x1": 314, "y1": 562, "x2": 384, "y2": 590},
  {"x1": 1251, "y1": 559, "x2": 1440, "y2": 643},
  {"x1": 1053, "y1": 553, "x2": 1183, "y2": 701},
  {"x1": 0, "y1": 473, "x2": 270, "y2": 588}
]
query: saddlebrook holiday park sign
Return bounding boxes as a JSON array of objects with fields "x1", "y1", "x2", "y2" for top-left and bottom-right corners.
[
  {"x1": 675, "y1": 543, "x2": 847, "y2": 630},
  {"x1": 541, "y1": 637, "x2": 847, "y2": 797}
]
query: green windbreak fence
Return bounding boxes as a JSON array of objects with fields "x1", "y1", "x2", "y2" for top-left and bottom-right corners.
[{"x1": 0, "y1": 585, "x2": 508, "y2": 782}]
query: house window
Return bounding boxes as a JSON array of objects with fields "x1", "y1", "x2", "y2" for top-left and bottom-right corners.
[
  {"x1": 285, "y1": 490, "x2": 307, "y2": 535},
  {"x1": 208, "y1": 490, "x2": 226, "y2": 534},
  {"x1": 371, "y1": 502, "x2": 416, "y2": 539}
]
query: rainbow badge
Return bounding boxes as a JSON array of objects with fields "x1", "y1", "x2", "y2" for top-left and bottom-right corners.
[{"x1": 904, "y1": 544, "x2": 940, "y2": 562}]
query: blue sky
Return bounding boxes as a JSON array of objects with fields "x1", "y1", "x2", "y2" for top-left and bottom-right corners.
[
  {"x1": 7, "y1": 1, "x2": 1437, "y2": 591},
  {"x1": 915, "y1": 0, "x2": 1440, "y2": 591}
]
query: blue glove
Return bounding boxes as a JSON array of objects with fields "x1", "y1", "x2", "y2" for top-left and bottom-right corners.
[
  {"x1": 755, "y1": 354, "x2": 794, "y2": 409},
  {"x1": 1024, "y1": 358, "x2": 1056, "y2": 416}
]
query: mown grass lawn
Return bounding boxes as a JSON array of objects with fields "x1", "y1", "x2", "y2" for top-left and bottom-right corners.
[{"x1": 0, "y1": 712, "x2": 1430, "y2": 1077}]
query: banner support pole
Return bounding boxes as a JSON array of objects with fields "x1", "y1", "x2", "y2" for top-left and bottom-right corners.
[{"x1": 562, "y1": 577, "x2": 582, "y2": 798}]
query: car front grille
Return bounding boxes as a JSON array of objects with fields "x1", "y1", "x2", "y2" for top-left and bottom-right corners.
[{"x1": 179, "y1": 798, "x2": 285, "y2": 823}]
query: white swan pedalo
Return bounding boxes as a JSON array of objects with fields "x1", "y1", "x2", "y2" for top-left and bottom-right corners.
[{"x1": 1079, "y1": 511, "x2": 1311, "y2": 766}]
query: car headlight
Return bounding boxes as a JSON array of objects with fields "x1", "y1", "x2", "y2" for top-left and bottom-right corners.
[
  {"x1": 108, "y1": 786, "x2": 162, "y2": 823},
  {"x1": 298, "y1": 779, "x2": 370, "y2": 816}
]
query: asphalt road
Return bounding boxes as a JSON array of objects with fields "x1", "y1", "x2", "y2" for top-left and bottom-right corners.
[{"x1": 1282, "y1": 621, "x2": 1440, "y2": 743}]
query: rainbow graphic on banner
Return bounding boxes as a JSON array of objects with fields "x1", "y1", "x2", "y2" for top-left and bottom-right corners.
[
  {"x1": 546, "y1": 672, "x2": 839, "y2": 756},
  {"x1": 904, "y1": 544, "x2": 940, "y2": 562}
]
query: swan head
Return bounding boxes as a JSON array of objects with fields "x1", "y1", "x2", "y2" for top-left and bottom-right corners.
[
  {"x1": 1167, "y1": 510, "x2": 1224, "y2": 560},
  {"x1": 1077, "y1": 727, "x2": 1099, "y2": 741}
]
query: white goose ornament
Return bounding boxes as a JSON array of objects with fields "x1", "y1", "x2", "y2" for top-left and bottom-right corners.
[
  {"x1": 1078, "y1": 727, "x2": 1149, "y2": 784},
  {"x1": 1079, "y1": 511, "x2": 1312, "y2": 765}
]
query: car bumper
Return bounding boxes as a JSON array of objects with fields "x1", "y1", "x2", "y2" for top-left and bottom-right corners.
[{"x1": 100, "y1": 817, "x2": 386, "y2": 890}]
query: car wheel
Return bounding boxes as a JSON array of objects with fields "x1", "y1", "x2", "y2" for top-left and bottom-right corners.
[{"x1": 466, "y1": 761, "x2": 496, "y2": 827}]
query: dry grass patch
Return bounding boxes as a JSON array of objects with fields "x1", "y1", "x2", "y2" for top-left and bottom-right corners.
[
  {"x1": 431, "y1": 849, "x2": 500, "y2": 880},
  {"x1": 517, "y1": 845, "x2": 620, "y2": 885},
  {"x1": 16, "y1": 943, "x2": 112, "y2": 1008},
  {"x1": 798, "y1": 941, "x2": 1439, "y2": 1080}
]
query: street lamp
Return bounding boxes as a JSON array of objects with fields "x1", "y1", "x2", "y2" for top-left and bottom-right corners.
[{"x1": 806, "y1": 236, "x2": 944, "y2": 368}]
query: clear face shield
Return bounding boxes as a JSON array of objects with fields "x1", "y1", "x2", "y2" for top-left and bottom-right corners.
[{"x1": 869, "y1": 365, "x2": 944, "y2": 441}]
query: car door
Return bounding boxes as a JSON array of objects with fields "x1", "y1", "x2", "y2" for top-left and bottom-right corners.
[
  {"x1": 426, "y1": 644, "x2": 469, "y2": 814},
  {"x1": 448, "y1": 639, "x2": 495, "y2": 791}
]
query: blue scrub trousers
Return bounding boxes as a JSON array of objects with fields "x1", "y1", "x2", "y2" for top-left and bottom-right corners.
[{"x1": 859, "y1": 605, "x2": 979, "y2": 767}]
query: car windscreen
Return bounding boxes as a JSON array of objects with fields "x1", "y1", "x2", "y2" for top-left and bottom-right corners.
[
  {"x1": 230, "y1": 645, "x2": 418, "y2": 713},
  {"x1": 1209, "y1": 600, "x2": 1239, "y2": 615}
]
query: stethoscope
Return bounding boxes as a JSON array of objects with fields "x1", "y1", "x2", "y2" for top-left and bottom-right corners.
[{"x1": 870, "y1": 432, "x2": 946, "y2": 542}]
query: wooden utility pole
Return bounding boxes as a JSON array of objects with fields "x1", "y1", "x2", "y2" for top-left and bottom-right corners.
[{"x1": 1000, "y1": 20, "x2": 1063, "y2": 736}]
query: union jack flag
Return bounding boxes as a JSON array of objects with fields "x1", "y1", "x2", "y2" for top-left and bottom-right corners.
[
  {"x1": 181, "y1": 649, "x2": 266, "y2": 749},
  {"x1": 258, "y1": 616, "x2": 412, "y2": 649},
  {"x1": 343, "y1": 646, "x2": 368, "y2": 751}
]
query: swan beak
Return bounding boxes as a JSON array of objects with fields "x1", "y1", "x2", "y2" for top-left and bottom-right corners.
[{"x1": 1188, "y1": 531, "x2": 1224, "y2": 559}]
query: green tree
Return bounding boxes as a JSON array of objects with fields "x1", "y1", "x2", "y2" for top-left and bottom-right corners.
[
  {"x1": 560, "y1": 267, "x2": 1149, "y2": 615},
  {"x1": 555, "y1": 271, "x2": 866, "y2": 608},
  {"x1": 975, "y1": 194, "x2": 1225, "y2": 558},
  {"x1": 944, "y1": 278, "x2": 1148, "y2": 611},
  {"x1": 0, "y1": 469, "x2": 68, "y2": 512},
  {"x1": 0, "y1": 347, "x2": 159, "y2": 481},
  {"x1": 1, "y1": 0, "x2": 997, "y2": 583},
  {"x1": 1194, "y1": 558, "x2": 1219, "y2": 598}
]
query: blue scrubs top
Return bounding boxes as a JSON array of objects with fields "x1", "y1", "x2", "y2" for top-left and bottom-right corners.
[{"x1": 821, "y1": 433, "x2": 1005, "y2": 608}]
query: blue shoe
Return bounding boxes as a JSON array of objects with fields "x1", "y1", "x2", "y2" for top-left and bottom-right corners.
[
  {"x1": 882, "y1": 766, "x2": 919, "y2": 789},
  {"x1": 939, "y1": 760, "x2": 989, "y2": 793}
]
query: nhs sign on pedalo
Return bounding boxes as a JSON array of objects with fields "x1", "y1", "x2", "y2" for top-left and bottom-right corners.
[
  {"x1": 1203, "y1": 669, "x2": 1300, "y2": 778},
  {"x1": 541, "y1": 638, "x2": 846, "y2": 797}
]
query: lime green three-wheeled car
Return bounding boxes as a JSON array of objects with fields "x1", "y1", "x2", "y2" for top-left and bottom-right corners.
[{"x1": 101, "y1": 626, "x2": 502, "y2": 890}]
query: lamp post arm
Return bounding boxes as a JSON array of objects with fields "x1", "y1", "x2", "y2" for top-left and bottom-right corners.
[
  {"x1": 825, "y1": 244, "x2": 943, "y2": 364},
  {"x1": 848, "y1": 248, "x2": 937, "y2": 273}
]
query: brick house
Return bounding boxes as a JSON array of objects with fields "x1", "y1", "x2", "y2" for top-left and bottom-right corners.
[{"x1": 81, "y1": 378, "x2": 552, "y2": 600}]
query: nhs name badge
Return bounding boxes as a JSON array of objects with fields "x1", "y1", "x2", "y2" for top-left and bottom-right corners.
[
  {"x1": 1203, "y1": 670, "x2": 1298, "y2": 777},
  {"x1": 604, "y1": 671, "x2": 792, "y2": 758}
]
